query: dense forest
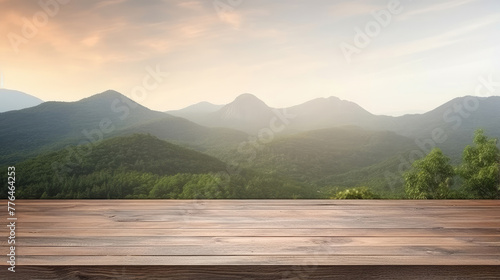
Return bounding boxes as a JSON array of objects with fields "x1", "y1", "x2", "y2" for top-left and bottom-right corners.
[
  {"x1": 0, "y1": 134, "x2": 312, "y2": 199},
  {"x1": 1, "y1": 130, "x2": 498, "y2": 199}
]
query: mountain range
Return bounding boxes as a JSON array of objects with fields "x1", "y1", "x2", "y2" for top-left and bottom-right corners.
[
  {"x1": 167, "y1": 94, "x2": 378, "y2": 134},
  {"x1": 0, "y1": 89, "x2": 44, "y2": 112},
  {"x1": 0, "y1": 90, "x2": 247, "y2": 164},
  {"x1": 168, "y1": 93, "x2": 500, "y2": 159},
  {"x1": 1, "y1": 89, "x2": 499, "y2": 198}
]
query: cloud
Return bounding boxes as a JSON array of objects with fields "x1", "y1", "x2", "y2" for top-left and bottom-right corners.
[
  {"x1": 81, "y1": 35, "x2": 100, "y2": 47},
  {"x1": 177, "y1": 0, "x2": 204, "y2": 10},
  {"x1": 400, "y1": 0, "x2": 480, "y2": 19},
  {"x1": 329, "y1": 0, "x2": 384, "y2": 19},
  {"x1": 363, "y1": 14, "x2": 500, "y2": 61},
  {"x1": 219, "y1": 11, "x2": 243, "y2": 29},
  {"x1": 94, "y1": 0, "x2": 127, "y2": 9}
]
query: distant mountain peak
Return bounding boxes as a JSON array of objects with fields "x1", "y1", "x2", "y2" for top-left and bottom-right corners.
[
  {"x1": 234, "y1": 92, "x2": 260, "y2": 100},
  {"x1": 0, "y1": 89, "x2": 44, "y2": 113},
  {"x1": 76, "y1": 90, "x2": 145, "y2": 109},
  {"x1": 198, "y1": 101, "x2": 217, "y2": 106},
  {"x1": 101, "y1": 89, "x2": 122, "y2": 96},
  {"x1": 81, "y1": 89, "x2": 124, "y2": 100},
  {"x1": 223, "y1": 93, "x2": 269, "y2": 112},
  {"x1": 231, "y1": 93, "x2": 269, "y2": 107},
  {"x1": 291, "y1": 95, "x2": 370, "y2": 113},
  {"x1": 325, "y1": 96, "x2": 356, "y2": 105},
  {"x1": 304, "y1": 96, "x2": 347, "y2": 105},
  {"x1": 210, "y1": 93, "x2": 273, "y2": 127},
  {"x1": 327, "y1": 96, "x2": 341, "y2": 101}
]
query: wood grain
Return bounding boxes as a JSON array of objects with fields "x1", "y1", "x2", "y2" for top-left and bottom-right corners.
[
  {"x1": 10, "y1": 266, "x2": 500, "y2": 280},
  {"x1": 1, "y1": 199, "x2": 499, "y2": 279}
]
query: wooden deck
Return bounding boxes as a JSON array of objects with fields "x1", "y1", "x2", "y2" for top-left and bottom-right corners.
[{"x1": 2, "y1": 200, "x2": 500, "y2": 279}]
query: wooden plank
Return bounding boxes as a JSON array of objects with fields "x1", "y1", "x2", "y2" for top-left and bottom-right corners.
[
  {"x1": 10, "y1": 220, "x2": 500, "y2": 229},
  {"x1": 12, "y1": 216, "x2": 500, "y2": 226},
  {"x1": 14, "y1": 255, "x2": 500, "y2": 266},
  {"x1": 10, "y1": 266, "x2": 500, "y2": 280},
  {"x1": 8, "y1": 200, "x2": 500, "y2": 215},
  {"x1": 16, "y1": 245, "x2": 500, "y2": 256},
  {"x1": 14, "y1": 209, "x2": 500, "y2": 218},
  {"x1": 3, "y1": 236, "x2": 499, "y2": 247},
  {"x1": 10, "y1": 228, "x2": 500, "y2": 237},
  {"x1": 15, "y1": 203, "x2": 500, "y2": 211}
]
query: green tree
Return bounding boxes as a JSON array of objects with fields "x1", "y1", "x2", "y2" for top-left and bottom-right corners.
[
  {"x1": 458, "y1": 129, "x2": 500, "y2": 199},
  {"x1": 332, "y1": 187, "x2": 379, "y2": 199},
  {"x1": 404, "y1": 148, "x2": 454, "y2": 199}
]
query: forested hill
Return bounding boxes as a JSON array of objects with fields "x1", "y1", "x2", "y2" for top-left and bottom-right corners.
[
  {"x1": 232, "y1": 126, "x2": 416, "y2": 191},
  {"x1": 2, "y1": 134, "x2": 226, "y2": 198},
  {"x1": 0, "y1": 90, "x2": 167, "y2": 164},
  {"x1": 2, "y1": 134, "x2": 312, "y2": 199},
  {"x1": 75, "y1": 133, "x2": 228, "y2": 175}
]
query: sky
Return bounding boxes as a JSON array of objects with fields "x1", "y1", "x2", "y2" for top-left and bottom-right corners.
[{"x1": 0, "y1": 0, "x2": 499, "y2": 116}]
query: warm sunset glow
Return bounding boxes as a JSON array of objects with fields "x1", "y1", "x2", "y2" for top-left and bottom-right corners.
[{"x1": 1, "y1": 0, "x2": 499, "y2": 115}]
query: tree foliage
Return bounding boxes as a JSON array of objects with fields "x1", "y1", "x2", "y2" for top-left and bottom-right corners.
[
  {"x1": 332, "y1": 187, "x2": 379, "y2": 199},
  {"x1": 0, "y1": 134, "x2": 315, "y2": 199},
  {"x1": 404, "y1": 148, "x2": 454, "y2": 199},
  {"x1": 458, "y1": 129, "x2": 500, "y2": 199}
]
